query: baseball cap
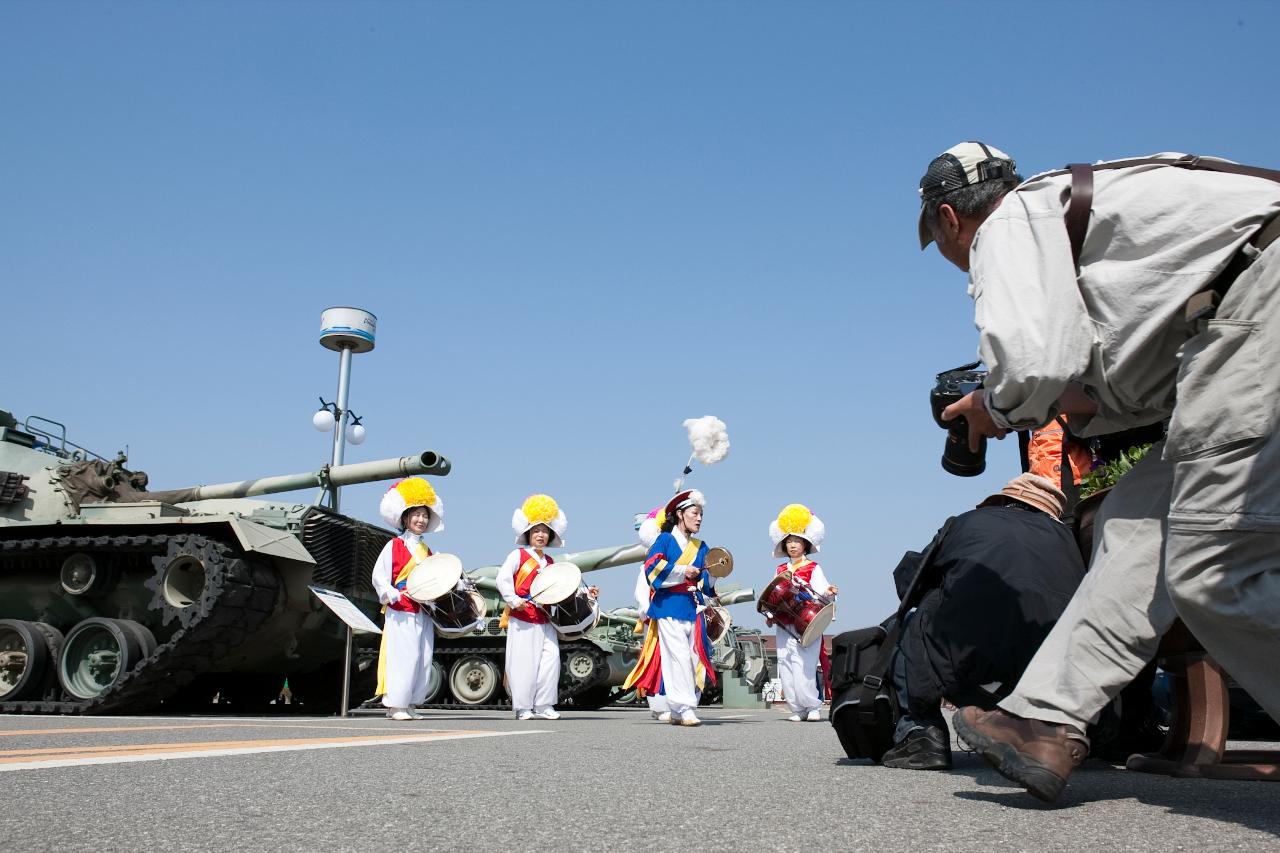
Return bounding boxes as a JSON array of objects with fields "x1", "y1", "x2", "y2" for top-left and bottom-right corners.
[{"x1": 918, "y1": 141, "x2": 1017, "y2": 249}]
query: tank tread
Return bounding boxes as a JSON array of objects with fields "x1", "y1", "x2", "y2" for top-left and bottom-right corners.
[
  {"x1": 409, "y1": 640, "x2": 610, "y2": 711},
  {"x1": 0, "y1": 532, "x2": 279, "y2": 715}
]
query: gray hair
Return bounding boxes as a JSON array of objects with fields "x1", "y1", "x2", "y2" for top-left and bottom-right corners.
[{"x1": 921, "y1": 177, "x2": 1021, "y2": 241}]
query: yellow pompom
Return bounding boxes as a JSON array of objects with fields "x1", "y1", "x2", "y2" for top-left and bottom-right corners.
[
  {"x1": 777, "y1": 503, "x2": 813, "y2": 535},
  {"x1": 396, "y1": 477, "x2": 437, "y2": 509},
  {"x1": 654, "y1": 509, "x2": 666, "y2": 529},
  {"x1": 522, "y1": 494, "x2": 559, "y2": 525}
]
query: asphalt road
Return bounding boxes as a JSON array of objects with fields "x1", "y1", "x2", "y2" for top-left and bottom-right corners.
[{"x1": 0, "y1": 708, "x2": 1276, "y2": 852}]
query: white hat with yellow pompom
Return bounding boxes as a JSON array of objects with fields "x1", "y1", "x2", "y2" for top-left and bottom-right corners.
[
  {"x1": 769, "y1": 503, "x2": 825, "y2": 558},
  {"x1": 512, "y1": 493, "x2": 567, "y2": 547},
  {"x1": 380, "y1": 477, "x2": 445, "y2": 533}
]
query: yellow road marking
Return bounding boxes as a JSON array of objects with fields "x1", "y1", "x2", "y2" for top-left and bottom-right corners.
[
  {"x1": 0, "y1": 722, "x2": 451, "y2": 737},
  {"x1": 0, "y1": 729, "x2": 546, "y2": 772},
  {"x1": 0, "y1": 724, "x2": 262, "y2": 737},
  {"x1": 0, "y1": 730, "x2": 487, "y2": 762}
]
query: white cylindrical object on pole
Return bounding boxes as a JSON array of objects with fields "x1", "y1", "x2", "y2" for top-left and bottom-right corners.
[{"x1": 320, "y1": 307, "x2": 377, "y2": 353}]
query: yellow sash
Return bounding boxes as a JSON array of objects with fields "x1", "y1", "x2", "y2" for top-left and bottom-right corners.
[
  {"x1": 375, "y1": 539, "x2": 431, "y2": 697},
  {"x1": 643, "y1": 536, "x2": 702, "y2": 586},
  {"x1": 498, "y1": 552, "x2": 543, "y2": 629}
]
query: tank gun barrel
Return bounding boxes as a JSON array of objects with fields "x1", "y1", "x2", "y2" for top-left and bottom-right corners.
[
  {"x1": 716, "y1": 587, "x2": 756, "y2": 607},
  {"x1": 180, "y1": 451, "x2": 450, "y2": 501},
  {"x1": 560, "y1": 544, "x2": 647, "y2": 573},
  {"x1": 469, "y1": 543, "x2": 646, "y2": 582}
]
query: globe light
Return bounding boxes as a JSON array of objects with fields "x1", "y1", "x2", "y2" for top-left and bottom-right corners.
[
  {"x1": 312, "y1": 408, "x2": 336, "y2": 432},
  {"x1": 346, "y1": 423, "x2": 367, "y2": 445}
]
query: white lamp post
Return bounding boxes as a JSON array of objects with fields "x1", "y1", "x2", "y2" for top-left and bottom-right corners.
[{"x1": 314, "y1": 307, "x2": 377, "y2": 512}]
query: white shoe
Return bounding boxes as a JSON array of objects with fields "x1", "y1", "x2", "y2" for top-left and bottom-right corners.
[
  {"x1": 409, "y1": 709, "x2": 427, "y2": 720},
  {"x1": 516, "y1": 710, "x2": 535, "y2": 721},
  {"x1": 787, "y1": 714, "x2": 803, "y2": 722},
  {"x1": 388, "y1": 709, "x2": 413, "y2": 721},
  {"x1": 806, "y1": 709, "x2": 822, "y2": 722},
  {"x1": 670, "y1": 713, "x2": 701, "y2": 727},
  {"x1": 656, "y1": 711, "x2": 672, "y2": 723},
  {"x1": 535, "y1": 709, "x2": 561, "y2": 720}
]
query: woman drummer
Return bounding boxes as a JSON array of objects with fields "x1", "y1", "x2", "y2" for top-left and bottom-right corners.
[
  {"x1": 625, "y1": 489, "x2": 717, "y2": 727},
  {"x1": 498, "y1": 494, "x2": 596, "y2": 721},
  {"x1": 768, "y1": 503, "x2": 838, "y2": 722},
  {"x1": 372, "y1": 478, "x2": 445, "y2": 721}
]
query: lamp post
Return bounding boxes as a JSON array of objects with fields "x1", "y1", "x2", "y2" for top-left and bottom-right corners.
[
  {"x1": 314, "y1": 307, "x2": 377, "y2": 512},
  {"x1": 314, "y1": 306, "x2": 376, "y2": 718}
]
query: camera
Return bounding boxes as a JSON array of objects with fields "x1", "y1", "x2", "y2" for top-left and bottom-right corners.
[{"x1": 930, "y1": 362, "x2": 988, "y2": 477}]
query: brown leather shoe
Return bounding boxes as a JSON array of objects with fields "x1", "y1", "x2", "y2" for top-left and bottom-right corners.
[{"x1": 953, "y1": 706, "x2": 1090, "y2": 803}]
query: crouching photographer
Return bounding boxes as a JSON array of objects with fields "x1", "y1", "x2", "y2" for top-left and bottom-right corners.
[{"x1": 830, "y1": 474, "x2": 1087, "y2": 770}]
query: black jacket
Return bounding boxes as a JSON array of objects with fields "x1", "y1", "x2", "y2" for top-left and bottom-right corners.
[{"x1": 897, "y1": 505, "x2": 1087, "y2": 716}]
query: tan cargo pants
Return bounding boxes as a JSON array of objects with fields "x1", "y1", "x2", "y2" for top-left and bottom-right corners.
[{"x1": 1000, "y1": 244, "x2": 1280, "y2": 730}]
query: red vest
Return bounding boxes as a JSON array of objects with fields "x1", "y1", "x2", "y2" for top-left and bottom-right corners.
[
  {"x1": 510, "y1": 548, "x2": 553, "y2": 624},
  {"x1": 387, "y1": 538, "x2": 426, "y2": 614},
  {"x1": 776, "y1": 560, "x2": 815, "y2": 585}
]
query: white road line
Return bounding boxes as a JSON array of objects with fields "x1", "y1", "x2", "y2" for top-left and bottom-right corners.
[
  {"x1": 711, "y1": 714, "x2": 756, "y2": 719},
  {"x1": 0, "y1": 729, "x2": 549, "y2": 773}
]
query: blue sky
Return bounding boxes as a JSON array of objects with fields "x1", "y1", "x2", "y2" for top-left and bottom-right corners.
[{"x1": 4, "y1": 1, "x2": 1278, "y2": 630}]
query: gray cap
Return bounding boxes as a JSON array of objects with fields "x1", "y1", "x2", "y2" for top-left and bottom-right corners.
[{"x1": 918, "y1": 141, "x2": 1017, "y2": 249}]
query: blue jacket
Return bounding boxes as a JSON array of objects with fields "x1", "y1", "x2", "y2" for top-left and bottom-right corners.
[{"x1": 645, "y1": 531, "x2": 713, "y2": 622}]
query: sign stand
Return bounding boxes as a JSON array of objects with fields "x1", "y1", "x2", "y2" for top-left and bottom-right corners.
[{"x1": 308, "y1": 585, "x2": 382, "y2": 717}]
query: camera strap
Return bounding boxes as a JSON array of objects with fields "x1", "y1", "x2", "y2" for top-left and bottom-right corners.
[{"x1": 1057, "y1": 156, "x2": 1280, "y2": 293}]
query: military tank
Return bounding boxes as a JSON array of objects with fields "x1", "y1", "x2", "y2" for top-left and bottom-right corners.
[{"x1": 0, "y1": 407, "x2": 450, "y2": 714}]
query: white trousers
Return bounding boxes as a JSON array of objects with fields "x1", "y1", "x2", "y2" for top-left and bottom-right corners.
[
  {"x1": 776, "y1": 628, "x2": 822, "y2": 714},
  {"x1": 382, "y1": 608, "x2": 434, "y2": 710},
  {"x1": 1002, "y1": 246, "x2": 1280, "y2": 728},
  {"x1": 646, "y1": 693, "x2": 669, "y2": 713},
  {"x1": 657, "y1": 617, "x2": 698, "y2": 718},
  {"x1": 505, "y1": 619, "x2": 560, "y2": 712}
]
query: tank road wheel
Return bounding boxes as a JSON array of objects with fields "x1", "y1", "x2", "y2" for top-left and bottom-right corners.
[
  {"x1": 60, "y1": 552, "x2": 117, "y2": 597},
  {"x1": 448, "y1": 655, "x2": 500, "y2": 705},
  {"x1": 0, "y1": 620, "x2": 62, "y2": 701},
  {"x1": 563, "y1": 646, "x2": 600, "y2": 683},
  {"x1": 58, "y1": 618, "x2": 150, "y2": 700},
  {"x1": 423, "y1": 660, "x2": 446, "y2": 703}
]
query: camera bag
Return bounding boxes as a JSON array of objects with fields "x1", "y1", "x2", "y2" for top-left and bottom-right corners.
[
  {"x1": 829, "y1": 518, "x2": 956, "y2": 762},
  {"x1": 829, "y1": 622, "x2": 900, "y2": 762}
]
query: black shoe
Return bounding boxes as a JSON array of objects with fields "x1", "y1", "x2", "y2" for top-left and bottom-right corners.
[{"x1": 881, "y1": 725, "x2": 952, "y2": 771}]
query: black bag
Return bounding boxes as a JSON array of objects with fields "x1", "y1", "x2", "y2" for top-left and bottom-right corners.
[
  {"x1": 828, "y1": 518, "x2": 957, "y2": 763},
  {"x1": 829, "y1": 622, "x2": 899, "y2": 763}
]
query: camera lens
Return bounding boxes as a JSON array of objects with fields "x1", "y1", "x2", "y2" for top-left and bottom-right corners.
[{"x1": 941, "y1": 427, "x2": 986, "y2": 477}]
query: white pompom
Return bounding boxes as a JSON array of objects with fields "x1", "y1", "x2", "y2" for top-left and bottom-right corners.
[{"x1": 683, "y1": 415, "x2": 730, "y2": 465}]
